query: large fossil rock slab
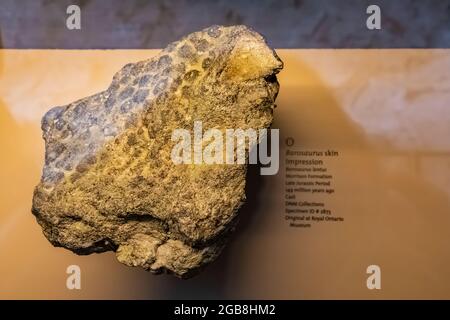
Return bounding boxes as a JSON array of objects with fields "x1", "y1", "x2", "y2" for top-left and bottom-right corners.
[{"x1": 32, "y1": 25, "x2": 282, "y2": 278}]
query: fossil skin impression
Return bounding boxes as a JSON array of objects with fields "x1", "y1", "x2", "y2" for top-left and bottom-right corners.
[{"x1": 32, "y1": 25, "x2": 283, "y2": 278}]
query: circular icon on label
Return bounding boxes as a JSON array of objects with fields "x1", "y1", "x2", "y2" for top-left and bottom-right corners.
[{"x1": 285, "y1": 137, "x2": 295, "y2": 147}]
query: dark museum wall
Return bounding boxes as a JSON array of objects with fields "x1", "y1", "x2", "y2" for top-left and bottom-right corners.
[{"x1": 0, "y1": 0, "x2": 449, "y2": 48}]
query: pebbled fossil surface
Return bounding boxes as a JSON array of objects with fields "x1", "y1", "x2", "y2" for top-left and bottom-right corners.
[{"x1": 32, "y1": 25, "x2": 282, "y2": 278}]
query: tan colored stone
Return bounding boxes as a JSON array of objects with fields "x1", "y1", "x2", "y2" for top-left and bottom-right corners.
[{"x1": 32, "y1": 25, "x2": 282, "y2": 277}]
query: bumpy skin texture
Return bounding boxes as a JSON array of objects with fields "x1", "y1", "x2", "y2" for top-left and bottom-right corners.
[{"x1": 32, "y1": 25, "x2": 283, "y2": 278}]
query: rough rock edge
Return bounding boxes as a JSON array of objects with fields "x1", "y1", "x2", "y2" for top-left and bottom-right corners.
[{"x1": 32, "y1": 25, "x2": 283, "y2": 278}]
